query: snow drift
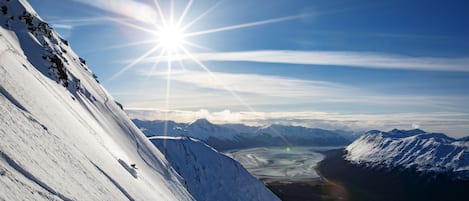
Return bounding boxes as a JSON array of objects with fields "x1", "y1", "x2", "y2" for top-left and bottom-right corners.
[{"x1": 345, "y1": 129, "x2": 469, "y2": 179}]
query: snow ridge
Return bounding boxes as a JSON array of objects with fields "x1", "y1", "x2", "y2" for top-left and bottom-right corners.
[
  {"x1": 149, "y1": 136, "x2": 281, "y2": 201},
  {"x1": 345, "y1": 129, "x2": 469, "y2": 179}
]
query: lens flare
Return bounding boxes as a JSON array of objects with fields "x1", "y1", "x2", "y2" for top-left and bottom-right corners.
[{"x1": 96, "y1": 0, "x2": 307, "y2": 147}]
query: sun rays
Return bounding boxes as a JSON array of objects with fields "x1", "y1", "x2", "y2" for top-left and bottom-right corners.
[
  {"x1": 99, "y1": 0, "x2": 307, "y2": 143},
  {"x1": 107, "y1": 0, "x2": 308, "y2": 81}
]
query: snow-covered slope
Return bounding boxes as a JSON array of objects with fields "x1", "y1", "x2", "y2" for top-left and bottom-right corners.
[
  {"x1": 149, "y1": 136, "x2": 281, "y2": 201},
  {"x1": 346, "y1": 129, "x2": 469, "y2": 179},
  {"x1": 0, "y1": 0, "x2": 193, "y2": 200}
]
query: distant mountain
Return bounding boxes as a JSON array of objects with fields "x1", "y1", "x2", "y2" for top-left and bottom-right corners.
[
  {"x1": 133, "y1": 118, "x2": 241, "y2": 150},
  {"x1": 186, "y1": 118, "x2": 240, "y2": 140},
  {"x1": 133, "y1": 119, "x2": 362, "y2": 150},
  {"x1": 346, "y1": 129, "x2": 469, "y2": 180},
  {"x1": 222, "y1": 123, "x2": 259, "y2": 134},
  {"x1": 150, "y1": 136, "x2": 281, "y2": 201},
  {"x1": 255, "y1": 124, "x2": 355, "y2": 146},
  {"x1": 133, "y1": 118, "x2": 239, "y2": 140}
]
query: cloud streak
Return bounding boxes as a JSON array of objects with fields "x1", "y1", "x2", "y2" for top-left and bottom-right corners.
[
  {"x1": 48, "y1": 17, "x2": 120, "y2": 30},
  {"x1": 145, "y1": 70, "x2": 350, "y2": 98},
  {"x1": 144, "y1": 50, "x2": 469, "y2": 72},
  {"x1": 72, "y1": 0, "x2": 158, "y2": 24},
  {"x1": 123, "y1": 69, "x2": 468, "y2": 112}
]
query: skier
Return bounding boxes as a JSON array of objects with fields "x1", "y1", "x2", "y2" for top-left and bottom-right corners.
[{"x1": 130, "y1": 164, "x2": 138, "y2": 169}]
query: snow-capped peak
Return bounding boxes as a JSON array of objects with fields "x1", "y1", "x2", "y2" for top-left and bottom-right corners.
[
  {"x1": 184, "y1": 118, "x2": 239, "y2": 140},
  {"x1": 346, "y1": 129, "x2": 469, "y2": 180},
  {"x1": 188, "y1": 118, "x2": 212, "y2": 126}
]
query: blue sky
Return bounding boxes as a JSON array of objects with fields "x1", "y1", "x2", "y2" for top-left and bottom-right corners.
[{"x1": 29, "y1": 0, "x2": 469, "y2": 136}]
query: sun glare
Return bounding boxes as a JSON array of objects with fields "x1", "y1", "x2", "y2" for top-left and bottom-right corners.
[
  {"x1": 107, "y1": 0, "x2": 307, "y2": 144},
  {"x1": 158, "y1": 25, "x2": 184, "y2": 52},
  {"x1": 109, "y1": 0, "x2": 307, "y2": 80}
]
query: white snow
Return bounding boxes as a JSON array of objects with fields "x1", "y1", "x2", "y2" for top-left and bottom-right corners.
[
  {"x1": 149, "y1": 136, "x2": 281, "y2": 201},
  {"x1": 0, "y1": 0, "x2": 193, "y2": 200},
  {"x1": 345, "y1": 129, "x2": 469, "y2": 179}
]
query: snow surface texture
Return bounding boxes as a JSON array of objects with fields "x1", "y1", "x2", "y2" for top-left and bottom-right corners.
[
  {"x1": 150, "y1": 136, "x2": 281, "y2": 201},
  {"x1": 346, "y1": 129, "x2": 469, "y2": 180},
  {"x1": 0, "y1": 1, "x2": 194, "y2": 200}
]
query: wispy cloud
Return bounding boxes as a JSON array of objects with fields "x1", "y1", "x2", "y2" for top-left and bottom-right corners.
[
  {"x1": 143, "y1": 50, "x2": 469, "y2": 72},
  {"x1": 72, "y1": 0, "x2": 158, "y2": 24},
  {"x1": 139, "y1": 70, "x2": 464, "y2": 106},
  {"x1": 116, "y1": 69, "x2": 469, "y2": 114},
  {"x1": 48, "y1": 17, "x2": 116, "y2": 28},
  {"x1": 47, "y1": 17, "x2": 119, "y2": 31},
  {"x1": 125, "y1": 109, "x2": 469, "y2": 138},
  {"x1": 145, "y1": 70, "x2": 350, "y2": 98}
]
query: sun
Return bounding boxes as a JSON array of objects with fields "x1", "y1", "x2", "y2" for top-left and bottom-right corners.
[
  {"x1": 109, "y1": 0, "x2": 307, "y2": 80},
  {"x1": 105, "y1": 0, "x2": 307, "y2": 143},
  {"x1": 157, "y1": 24, "x2": 185, "y2": 52}
]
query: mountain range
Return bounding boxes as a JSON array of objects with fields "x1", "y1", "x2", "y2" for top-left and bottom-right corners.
[
  {"x1": 317, "y1": 129, "x2": 468, "y2": 201},
  {"x1": 132, "y1": 118, "x2": 363, "y2": 150}
]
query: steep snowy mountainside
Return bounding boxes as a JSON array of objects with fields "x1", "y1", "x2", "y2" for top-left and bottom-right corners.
[
  {"x1": 346, "y1": 129, "x2": 469, "y2": 179},
  {"x1": 0, "y1": 0, "x2": 193, "y2": 200},
  {"x1": 149, "y1": 136, "x2": 281, "y2": 201}
]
